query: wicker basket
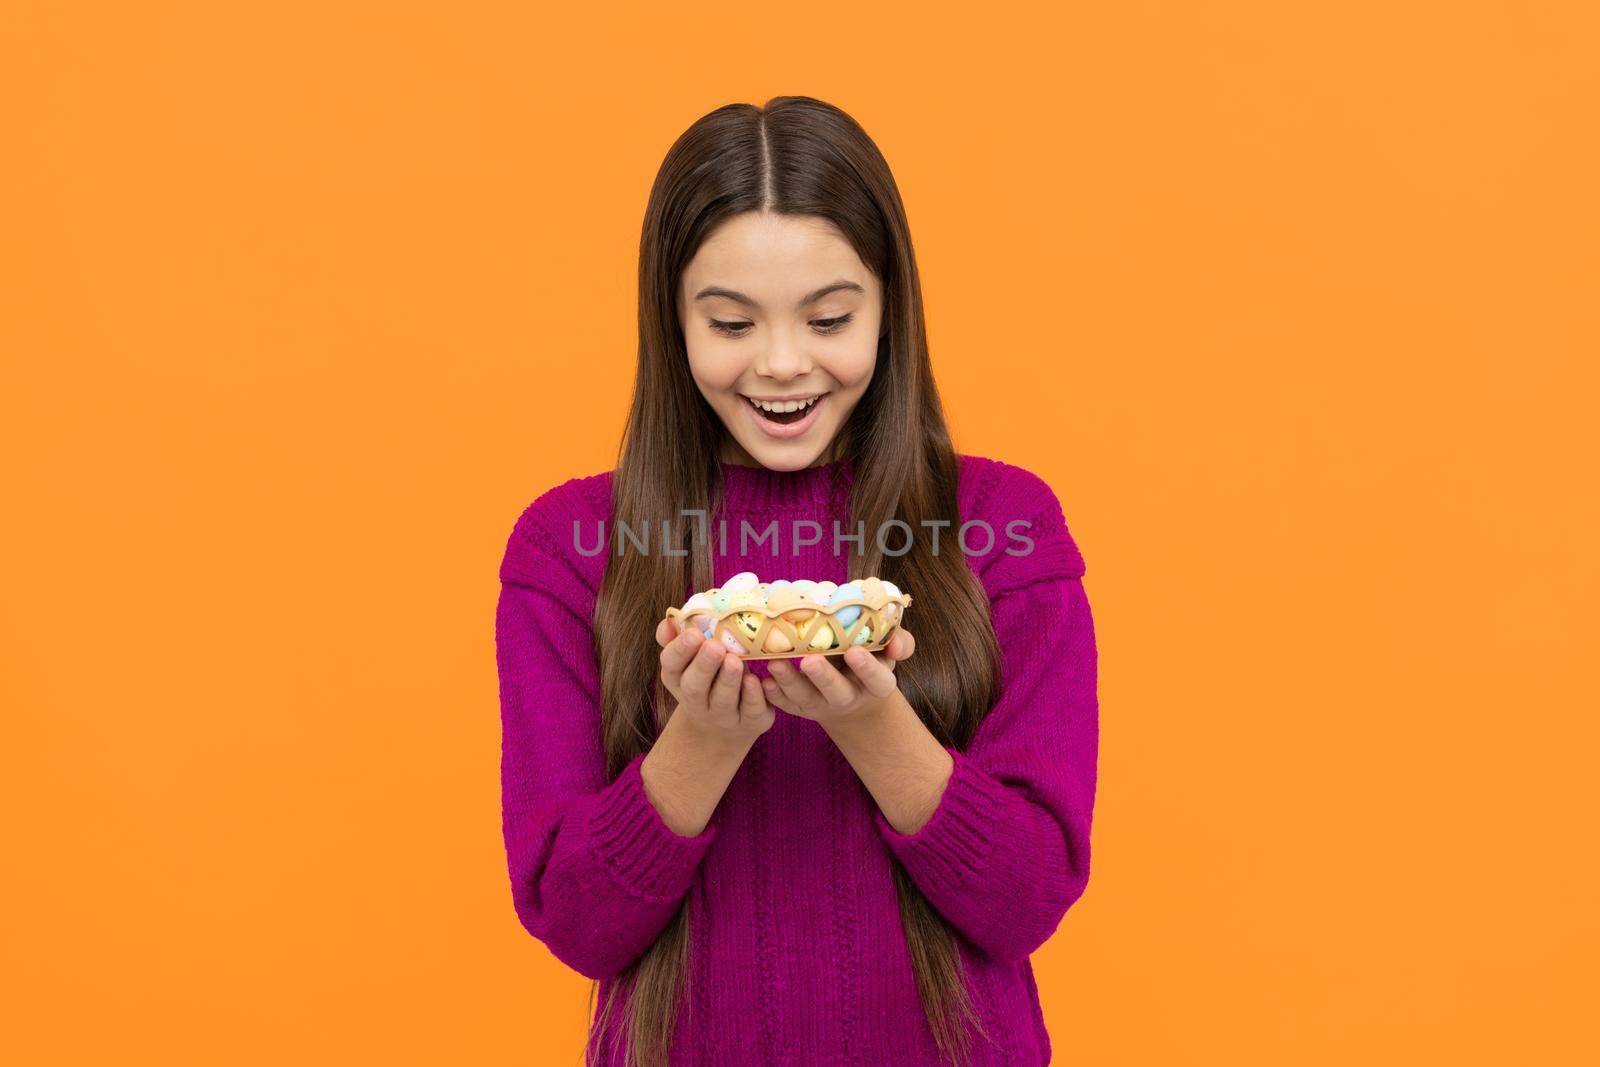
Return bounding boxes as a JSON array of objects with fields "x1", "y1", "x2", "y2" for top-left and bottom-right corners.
[{"x1": 664, "y1": 580, "x2": 912, "y2": 660}]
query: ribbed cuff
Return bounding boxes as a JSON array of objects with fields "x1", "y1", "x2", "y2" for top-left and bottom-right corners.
[
  {"x1": 586, "y1": 751, "x2": 718, "y2": 901},
  {"x1": 873, "y1": 746, "x2": 1007, "y2": 882}
]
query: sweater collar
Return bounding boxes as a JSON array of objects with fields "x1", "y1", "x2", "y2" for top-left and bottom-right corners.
[{"x1": 716, "y1": 457, "x2": 854, "y2": 513}]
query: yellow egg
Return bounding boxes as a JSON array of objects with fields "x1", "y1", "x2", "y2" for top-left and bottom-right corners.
[
  {"x1": 732, "y1": 611, "x2": 764, "y2": 643},
  {"x1": 808, "y1": 620, "x2": 838, "y2": 650}
]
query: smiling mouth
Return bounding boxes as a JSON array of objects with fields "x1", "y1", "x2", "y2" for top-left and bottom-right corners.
[{"x1": 743, "y1": 393, "x2": 826, "y2": 425}]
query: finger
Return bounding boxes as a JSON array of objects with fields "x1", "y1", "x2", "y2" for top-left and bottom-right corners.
[
  {"x1": 740, "y1": 673, "x2": 770, "y2": 723},
  {"x1": 799, "y1": 653, "x2": 856, "y2": 708},
  {"x1": 843, "y1": 645, "x2": 901, "y2": 700},
  {"x1": 660, "y1": 623, "x2": 706, "y2": 679},
  {"x1": 886, "y1": 627, "x2": 915, "y2": 662},
  {"x1": 766, "y1": 657, "x2": 822, "y2": 710},
  {"x1": 708, "y1": 651, "x2": 745, "y2": 714},
  {"x1": 678, "y1": 636, "x2": 725, "y2": 702},
  {"x1": 656, "y1": 615, "x2": 681, "y2": 649}
]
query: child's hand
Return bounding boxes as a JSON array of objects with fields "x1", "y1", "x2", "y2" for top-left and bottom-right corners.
[
  {"x1": 657, "y1": 616, "x2": 775, "y2": 744},
  {"x1": 761, "y1": 628, "x2": 916, "y2": 728}
]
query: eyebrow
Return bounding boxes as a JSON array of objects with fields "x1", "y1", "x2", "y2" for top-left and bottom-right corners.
[{"x1": 692, "y1": 279, "x2": 865, "y2": 309}]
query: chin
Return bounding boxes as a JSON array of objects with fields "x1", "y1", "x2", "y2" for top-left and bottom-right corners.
[{"x1": 741, "y1": 439, "x2": 831, "y2": 470}]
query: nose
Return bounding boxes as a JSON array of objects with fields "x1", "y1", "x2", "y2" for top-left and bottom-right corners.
[{"x1": 752, "y1": 323, "x2": 813, "y2": 381}]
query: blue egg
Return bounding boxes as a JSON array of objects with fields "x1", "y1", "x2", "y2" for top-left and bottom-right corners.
[
  {"x1": 711, "y1": 590, "x2": 733, "y2": 613},
  {"x1": 829, "y1": 582, "x2": 864, "y2": 628}
]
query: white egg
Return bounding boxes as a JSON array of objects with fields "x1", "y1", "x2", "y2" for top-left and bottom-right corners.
[{"x1": 721, "y1": 571, "x2": 760, "y2": 594}]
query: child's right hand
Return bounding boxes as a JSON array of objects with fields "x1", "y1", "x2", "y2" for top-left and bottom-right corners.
[{"x1": 656, "y1": 616, "x2": 776, "y2": 744}]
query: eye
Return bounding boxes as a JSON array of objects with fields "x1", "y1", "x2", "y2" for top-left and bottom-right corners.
[
  {"x1": 706, "y1": 313, "x2": 856, "y2": 339},
  {"x1": 708, "y1": 318, "x2": 752, "y2": 337}
]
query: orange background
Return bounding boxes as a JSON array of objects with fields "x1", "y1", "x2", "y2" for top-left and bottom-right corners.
[{"x1": 4, "y1": 2, "x2": 1596, "y2": 1063}]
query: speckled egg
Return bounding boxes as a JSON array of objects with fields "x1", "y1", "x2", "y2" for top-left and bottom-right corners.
[
  {"x1": 851, "y1": 621, "x2": 876, "y2": 645},
  {"x1": 719, "y1": 628, "x2": 746, "y2": 653},
  {"x1": 779, "y1": 608, "x2": 817, "y2": 642},
  {"x1": 859, "y1": 577, "x2": 888, "y2": 609},
  {"x1": 797, "y1": 580, "x2": 830, "y2": 607},
  {"x1": 681, "y1": 591, "x2": 712, "y2": 613},
  {"x1": 731, "y1": 611, "x2": 765, "y2": 646},
  {"x1": 828, "y1": 581, "x2": 865, "y2": 628},
  {"x1": 729, "y1": 588, "x2": 766, "y2": 611},
  {"x1": 807, "y1": 622, "x2": 838, "y2": 650},
  {"x1": 721, "y1": 571, "x2": 760, "y2": 594},
  {"x1": 766, "y1": 586, "x2": 806, "y2": 614}
]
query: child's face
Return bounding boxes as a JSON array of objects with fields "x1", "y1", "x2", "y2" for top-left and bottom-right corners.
[{"x1": 677, "y1": 211, "x2": 882, "y2": 471}]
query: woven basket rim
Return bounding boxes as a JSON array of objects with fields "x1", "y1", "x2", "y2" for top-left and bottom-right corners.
[{"x1": 663, "y1": 593, "x2": 912, "y2": 660}]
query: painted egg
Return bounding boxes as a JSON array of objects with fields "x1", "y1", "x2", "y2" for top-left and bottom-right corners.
[
  {"x1": 807, "y1": 622, "x2": 838, "y2": 650},
  {"x1": 732, "y1": 611, "x2": 765, "y2": 643},
  {"x1": 721, "y1": 571, "x2": 760, "y2": 594},
  {"x1": 801, "y1": 582, "x2": 832, "y2": 608},
  {"x1": 686, "y1": 612, "x2": 717, "y2": 637},
  {"x1": 859, "y1": 577, "x2": 888, "y2": 609},
  {"x1": 719, "y1": 629, "x2": 746, "y2": 653},
  {"x1": 882, "y1": 581, "x2": 901, "y2": 600},
  {"x1": 829, "y1": 582, "x2": 864, "y2": 628},
  {"x1": 851, "y1": 621, "x2": 875, "y2": 646},
  {"x1": 763, "y1": 627, "x2": 794, "y2": 652},
  {"x1": 710, "y1": 589, "x2": 733, "y2": 613},
  {"x1": 729, "y1": 588, "x2": 766, "y2": 611},
  {"x1": 780, "y1": 607, "x2": 817, "y2": 634},
  {"x1": 881, "y1": 602, "x2": 899, "y2": 622},
  {"x1": 682, "y1": 591, "x2": 712, "y2": 613},
  {"x1": 766, "y1": 586, "x2": 806, "y2": 613}
]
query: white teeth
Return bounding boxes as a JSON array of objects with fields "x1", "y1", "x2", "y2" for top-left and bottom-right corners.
[{"x1": 749, "y1": 396, "x2": 820, "y2": 413}]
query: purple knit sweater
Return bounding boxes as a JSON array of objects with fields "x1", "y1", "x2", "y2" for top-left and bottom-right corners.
[{"x1": 496, "y1": 454, "x2": 1098, "y2": 1065}]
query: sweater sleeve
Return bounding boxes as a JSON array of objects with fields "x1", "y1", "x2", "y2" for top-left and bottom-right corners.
[
  {"x1": 872, "y1": 466, "x2": 1098, "y2": 965},
  {"x1": 496, "y1": 514, "x2": 717, "y2": 981},
  {"x1": 873, "y1": 577, "x2": 1098, "y2": 964}
]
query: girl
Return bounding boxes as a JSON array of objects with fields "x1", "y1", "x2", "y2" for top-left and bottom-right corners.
[{"x1": 496, "y1": 96, "x2": 1098, "y2": 1067}]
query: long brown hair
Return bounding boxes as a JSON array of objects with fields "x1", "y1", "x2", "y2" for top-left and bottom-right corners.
[{"x1": 587, "y1": 95, "x2": 1005, "y2": 1067}]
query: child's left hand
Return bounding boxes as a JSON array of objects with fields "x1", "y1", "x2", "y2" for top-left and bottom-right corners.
[{"x1": 761, "y1": 627, "x2": 916, "y2": 727}]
